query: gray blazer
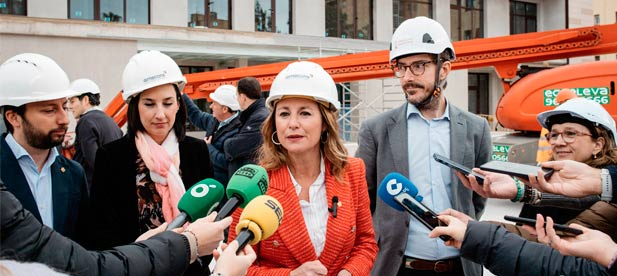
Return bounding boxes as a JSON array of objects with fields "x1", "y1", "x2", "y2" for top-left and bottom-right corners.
[{"x1": 356, "y1": 103, "x2": 492, "y2": 276}]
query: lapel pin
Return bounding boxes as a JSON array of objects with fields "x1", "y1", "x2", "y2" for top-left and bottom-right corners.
[
  {"x1": 273, "y1": 240, "x2": 279, "y2": 247},
  {"x1": 60, "y1": 167, "x2": 66, "y2": 173}
]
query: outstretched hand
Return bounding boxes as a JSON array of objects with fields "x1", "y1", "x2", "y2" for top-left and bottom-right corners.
[{"x1": 528, "y1": 160, "x2": 602, "y2": 197}]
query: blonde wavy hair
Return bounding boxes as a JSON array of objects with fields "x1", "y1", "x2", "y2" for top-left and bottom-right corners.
[{"x1": 258, "y1": 100, "x2": 349, "y2": 182}]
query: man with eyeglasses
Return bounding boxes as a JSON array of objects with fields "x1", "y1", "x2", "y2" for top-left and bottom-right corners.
[{"x1": 356, "y1": 16, "x2": 492, "y2": 276}]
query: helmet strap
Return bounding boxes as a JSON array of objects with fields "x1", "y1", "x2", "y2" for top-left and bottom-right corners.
[{"x1": 414, "y1": 57, "x2": 444, "y2": 110}]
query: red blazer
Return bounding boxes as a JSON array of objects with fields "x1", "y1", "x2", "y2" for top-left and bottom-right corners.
[{"x1": 228, "y1": 157, "x2": 378, "y2": 276}]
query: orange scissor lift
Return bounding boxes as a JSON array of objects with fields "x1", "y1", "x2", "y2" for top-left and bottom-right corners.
[{"x1": 105, "y1": 23, "x2": 617, "y2": 162}]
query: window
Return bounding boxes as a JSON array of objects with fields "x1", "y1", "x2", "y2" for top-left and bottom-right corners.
[
  {"x1": 468, "y1": 73, "x2": 489, "y2": 114},
  {"x1": 179, "y1": 66, "x2": 213, "y2": 74},
  {"x1": 255, "y1": 0, "x2": 291, "y2": 33},
  {"x1": 393, "y1": 0, "x2": 432, "y2": 29},
  {"x1": 0, "y1": 0, "x2": 26, "y2": 15},
  {"x1": 594, "y1": 14, "x2": 600, "y2": 25},
  {"x1": 326, "y1": 0, "x2": 372, "y2": 40},
  {"x1": 188, "y1": 0, "x2": 231, "y2": 29},
  {"x1": 69, "y1": 0, "x2": 150, "y2": 24},
  {"x1": 510, "y1": 1, "x2": 536, "y2": 34},
  {"x1": 450, "y1": 0, "x2": 483, "y2": 41}
]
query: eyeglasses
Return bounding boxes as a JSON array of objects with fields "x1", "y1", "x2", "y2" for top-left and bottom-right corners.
[
  {"x1": 545, "y1": 129, "x2": 593, "y2": 143},
  {"x1": 391, "y1": 60, "x2": 433, "y2": 78}
]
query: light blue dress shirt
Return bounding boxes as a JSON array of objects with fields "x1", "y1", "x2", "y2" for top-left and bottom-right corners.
[
  {"x1": 5, "y1": 133, "x2": 58, "y2": 229},
  {"x1": 404, "y1": 102, "x2": 460, "y2": 260},
  {"x1": 216, "y1": 112, "x2": 239, "y2": 131}
]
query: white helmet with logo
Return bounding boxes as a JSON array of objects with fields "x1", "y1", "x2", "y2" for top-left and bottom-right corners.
[
  {"x1": 390, "y1": 16, "x2": 456, "y2": 62},
  {"x1": 266, "y1": 61, "x2": 340, "y2": 111},
  {"x1": 68, "y1": 78, "x2": 101, "y2": 97},
  {"x1": 537, "y1": 97, "x2": 617, "y2": 141},
  {"x1": 121, "y1": 50, "x2": 186, "y2": 102},
  {"x1": 0, "y1": 53, "x2": 72, "y2": 107},
  {"x1": 210, "y1": 84, "x2": 240, "y2": 111}
]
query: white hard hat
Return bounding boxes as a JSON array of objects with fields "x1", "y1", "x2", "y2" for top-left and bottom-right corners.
[
  {"x1": 537, "y1": 97, "x2": 617, "y2": 141},
  {"x1": 210, "y1": 84, "x2": 240, "y2": 111},
  {"x1": 0, "y1": 53, "x2": 72, "y2": 107},
  {"x1": 390, "y1": 16, "x2": 456, "y2": 62},
  {"x1": 121, "y1": 50, "x2": 186, "y2": 102},
  {"x1": 68, "y1": 78, "x2": 100, "y2": 97},
  {"x1": 266, "y1": 61, "x2": 340, "y2": 111}
]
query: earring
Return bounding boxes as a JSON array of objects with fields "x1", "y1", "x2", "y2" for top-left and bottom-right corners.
[
  {"x1": 320, "y1": 131, "x2": 328, "y2": 143},
  {"x1": 593, "y1": 153, "x2": 598, "y2": 159},
  {"x1": 272, "y1": 131, "x2": 281, "y2": 146}
]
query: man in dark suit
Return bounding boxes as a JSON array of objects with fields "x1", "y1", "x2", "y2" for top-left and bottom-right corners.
[
  {"x1": 68, "y1": 78, "x2": 123, "y2": 190},
  {"x1": 0, "y1": 53, "x2": 89, "y2": 245},
  {"x1": 356, "y1": 17, "x2": 492, "y2": 276},
  {"x1": 224, "y1": 77, "x2": 269, "y2": 178}
]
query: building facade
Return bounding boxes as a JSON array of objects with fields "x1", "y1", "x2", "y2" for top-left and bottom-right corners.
[{"x1": 0, "y1": 0, "x2": 610, "y2": 142}]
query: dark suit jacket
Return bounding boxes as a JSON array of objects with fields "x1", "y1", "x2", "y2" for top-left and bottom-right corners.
[
  {"x1": 224, "y1": 98, "x2": 269, "y2": 178},
  {"x1": 72, "y1": 109, "x2": 123, "y2": 189},
  {"x1": 0, "y1": 134, "x2": 89, "y2": 244},
  {"x1": 356, "y1": 102, "x2": 492, "y2": 276}
]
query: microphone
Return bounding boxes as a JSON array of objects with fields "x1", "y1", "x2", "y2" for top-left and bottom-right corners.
[
  {"x1": 234, "y1": 195, "x2": 283, "y2": 254},
  {"x1": 377, "y1": 172, "x2": 450, "y2": 241},
  {"x1": 328, "y1": 196, "x2": 339, "y2": 218},
  {"x1": 166, "y1": 179, "x2": 224, "y2": 230},
  {"x1": 214, "y1": 164, "x2": 269, "y2": 221}
]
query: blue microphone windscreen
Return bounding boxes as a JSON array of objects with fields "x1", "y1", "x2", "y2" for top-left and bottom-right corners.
[{"x1": 377, "y1": 172, "x2": 419, "y2": 211}]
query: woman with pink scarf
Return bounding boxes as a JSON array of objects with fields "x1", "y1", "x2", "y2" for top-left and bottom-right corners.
[{"x1": 88, "y1": 51, "x2": 221, "y2": 275}]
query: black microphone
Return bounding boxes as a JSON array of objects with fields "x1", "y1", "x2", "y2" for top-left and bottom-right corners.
[{"x1": 328, "y1": 196, "x2": 339, "y2": 218}]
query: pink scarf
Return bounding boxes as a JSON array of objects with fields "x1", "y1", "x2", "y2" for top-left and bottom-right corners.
[{"x1": 135, "y1": 131, "x2": 185, "y2": 223}]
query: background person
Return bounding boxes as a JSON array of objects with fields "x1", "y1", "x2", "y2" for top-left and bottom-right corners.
[
  {"x1": 461, "y1": 98, "x2": 617, "y2": 232},
  {"x1": 223, "y1": 77, "x2": 268, "y2": 179},
  {"x1": 182, "y1": 84, "x2": 241, "y2": 184},
  {"x1": 356, "y1": 16, "x2": 492, "y2": 276},
  {"x1": 88, "y1": 50, "x2": 215, "y2": 275},
  {"x1": 67, "y1": 78, "x2": 123, "y2": 189},
  {"x1": 228, "y1": 61, "x2": 378, "y2": 276}
]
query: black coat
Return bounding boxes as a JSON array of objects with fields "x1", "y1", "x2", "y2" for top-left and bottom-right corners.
[
  {"x1": 224, "y1": 98, "x2": 269, "y2": 178},
  {"x1": 89, "y1": 135, "x2": 213, "y2": 275},
  {"x1": 461, "y1": 220, "x2": 612, "y2": 276},
  {"x1": 72, "y1": 109, "x2": 123, "y2": 189},
  {"x1": 0, "y1": 182, "x2": 191, "y2": 276}
]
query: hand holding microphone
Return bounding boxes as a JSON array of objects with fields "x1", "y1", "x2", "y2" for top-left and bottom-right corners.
[
  {"x1": 378, "y1": 172, "x2": 451, "y2": 241},
  {"x1": 185, "y1": 211, "x2": 232, "y2": 256},
  {"x1": 234, "y1": 195, "x2": 284, "y2": 254},
  {"x1": 166, "y1": 178, "x2": 225, "y2": 230},
  {"x1": 215, "y1": 164, "x2": 269, "y2": 221}
]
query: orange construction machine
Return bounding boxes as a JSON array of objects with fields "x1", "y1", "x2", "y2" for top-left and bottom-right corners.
[{"x1": 105, "y1": 23, "x2": 617, "y2": 163}]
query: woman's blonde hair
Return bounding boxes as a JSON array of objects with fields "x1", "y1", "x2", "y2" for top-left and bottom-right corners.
[{"x1": 259, "y1": 101, "x2": 349, "y2": 181}]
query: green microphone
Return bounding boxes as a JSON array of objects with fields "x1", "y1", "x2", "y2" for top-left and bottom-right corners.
[
  {"x1": 166, "y1": 178, "x2": 224, "y2": 230},
  {"x1": 214, "y1": 164, "x2": 269, "y2": 221}
]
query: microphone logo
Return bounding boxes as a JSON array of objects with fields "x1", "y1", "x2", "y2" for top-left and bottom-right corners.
[
  {"x1": 386, "y1": 178, "x2": 402, "y2": 195},
  {"x1": 190, "y1": 183, "x2": 215, "y2": 198},
  {"x1": 264, "y1": 199, "x2": 283, "y2": 223},
  {"x1": 257, "y1": 176, "x2": 268, "y2": 194},
  {"x1": 235, "y1": 167, "x2": 257, "y2": 179}
]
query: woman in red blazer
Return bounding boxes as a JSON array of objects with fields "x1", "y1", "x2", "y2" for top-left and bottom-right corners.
[{"x1": 228, "y1": 61, "x2": 378, "y2": 276}]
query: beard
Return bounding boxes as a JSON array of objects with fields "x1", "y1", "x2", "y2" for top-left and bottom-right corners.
[
  {"x1": 403, "y1": 81, "x2": 434, "y2": 109},
  {"x1": 22, "y1": 117, "x2": 67, "y2": 150}
]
